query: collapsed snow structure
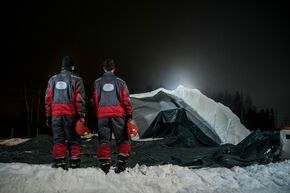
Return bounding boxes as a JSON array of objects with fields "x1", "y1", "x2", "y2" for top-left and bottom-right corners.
[{"x1": 131, "y1": 85, "x2": 250, "y2": 145}]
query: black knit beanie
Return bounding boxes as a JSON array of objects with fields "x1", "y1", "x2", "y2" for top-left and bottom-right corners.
[{"x1": 61, "y1": 56, "x2": 74, "y2": 68}]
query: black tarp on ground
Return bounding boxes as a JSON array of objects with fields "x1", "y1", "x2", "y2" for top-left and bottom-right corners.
[
  {"x1": 128, "y1": 131, "x2": 280, "y2": 168},
  {"x1": 0, "y1": 131, "x2": 280, "y2": 168}
]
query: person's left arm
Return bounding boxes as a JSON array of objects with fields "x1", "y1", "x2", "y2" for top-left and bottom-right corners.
[
  {"x1": 75, "y1": 78, "x2": 86, "y2": 121},
  {"x1": 121, "y1": 82, "x2": 133, "y2": 119}
]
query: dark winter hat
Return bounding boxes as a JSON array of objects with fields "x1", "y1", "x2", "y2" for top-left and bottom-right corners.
[
  {"x1": 103, "y1": 58, "x2": 116, "y2": 71},
  {"x1": 61, "y1": 56, "x2": 74, "y2": 68}
]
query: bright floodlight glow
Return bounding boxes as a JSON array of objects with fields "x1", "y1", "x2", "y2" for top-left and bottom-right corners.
[{"x1": 163, "y1": 68, "x2": 196, "y2": 90}]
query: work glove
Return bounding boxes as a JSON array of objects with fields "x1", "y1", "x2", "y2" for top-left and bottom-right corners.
[{"x1": 46, "y1": 116, "x2": 52, "y2": 127}]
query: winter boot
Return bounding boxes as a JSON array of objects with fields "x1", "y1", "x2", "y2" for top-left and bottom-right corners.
[
  {"x1": 53, "y1": 158, "x2": 66, "y2": 169},
  {"x1": 70, "y1": 158, "x2": 80, "y2": 169},
  {"x1": 99, "y1": 159, "x2": 111, "y2": 174},
  {"x1": 114, "y1": 155, "x2": 127, "y2": 173}
]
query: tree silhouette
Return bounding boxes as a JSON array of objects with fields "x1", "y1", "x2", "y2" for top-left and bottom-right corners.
[{"x1": 212, "y1": 91, "x2": 277, "y2": 131}]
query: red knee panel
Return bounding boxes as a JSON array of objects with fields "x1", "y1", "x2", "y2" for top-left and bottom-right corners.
[
  {"x1": 70, "y1": 145, "x2": 81, "y2": 159},
  {"x1": 52, "y1": 143, "x2": 66, "y2": 159},
  {"x1": 118, "y1": 143, "x2": 131, "y2": 157},
  {"x1": 96, "y1": 144, "x2": 111, "y2": 159}
]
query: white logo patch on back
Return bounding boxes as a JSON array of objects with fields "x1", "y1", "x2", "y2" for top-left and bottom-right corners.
[
  {"x1": 103, "y1": 83, "x2": 114, "y2": 92},
  {"x1": 55, "y1": 81, "x2": 67, "y2": 90}
]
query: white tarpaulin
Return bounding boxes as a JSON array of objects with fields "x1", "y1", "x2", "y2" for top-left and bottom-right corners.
[{"x1": 131, "y1": 85, "x2": 250, "y2": 145}]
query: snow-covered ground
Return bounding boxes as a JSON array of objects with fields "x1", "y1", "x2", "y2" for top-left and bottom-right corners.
[
  {"x1": 0, "y1": 160, "x2": 289, "y2": 193},
  {"x1": 0, "y1": 138, "x2": 29, "y2": 146}
]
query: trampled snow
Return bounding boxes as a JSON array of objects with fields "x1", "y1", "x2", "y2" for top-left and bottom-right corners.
[
  {"x1": 131, "y1": 85, "x2": 250, "y2": 145},
  {"x1": 0, "y1": 160, "x2": 289, "y2": 193}
]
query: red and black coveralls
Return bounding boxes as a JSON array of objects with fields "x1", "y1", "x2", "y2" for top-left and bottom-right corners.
[
  {"x1": 45, "y1": 70, "x2": 86, "y2": 160},
  {"x1": 93, "y1": 72, "x2": 132, "y2": 160}
]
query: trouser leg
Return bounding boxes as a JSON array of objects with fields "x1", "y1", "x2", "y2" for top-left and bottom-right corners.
[
  {"x1": 63, "y1": 116, "x2": 81, "y2": 168},
  {"x1": 111, "y1": 117, "x2": 130, "y2": 173},
  {"x1": 51, "y1": 116, "x2": 66, "y2": 159},
  {"x1": 51, "y1": 116, "x2": 80, "y2": 168},
  {"x1": 96, "y1": 118, "x2": 112, "y2": 159},
  {"x1": 96, "y1": 118, "x2": 112, "y2": 173},
  {"x1": 51, "y1": 116, "x2": 66, "y2": 169},
  {"x1": 111, "y1": 117, "x2": 131, "y2": 158},
  {"x1": 63, "y1": 116, "x2": 80, "y2": 160}
]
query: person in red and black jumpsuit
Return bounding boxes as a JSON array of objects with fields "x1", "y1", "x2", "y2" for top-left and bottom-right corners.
[
  {"x1": 93, "y1": 58, "x2": 133, "y2": 173},
  {"x1": 45, "y1": 56, "x2": 86, "y2": 169}
]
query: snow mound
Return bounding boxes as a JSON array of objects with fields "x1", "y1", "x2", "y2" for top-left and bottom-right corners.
[
  {"x1": 0, "y1": 138, "x2": 29, "y2": 146},
  {"x1": 131, "y1": 85, "x2": 250, "y2": 145},
  {"x1": 0, "y1": 160, "x2": 289, "y2": 193}
]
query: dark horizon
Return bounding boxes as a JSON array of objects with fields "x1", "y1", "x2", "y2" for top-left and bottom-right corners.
[{"x1": 1, "y1": 0, "x2": 289, "y2": 136}]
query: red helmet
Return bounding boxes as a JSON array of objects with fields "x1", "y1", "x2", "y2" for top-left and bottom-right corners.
[
  {"x1": 127, "y1": 120, "x2": 139, "y2": 139},
  {"x1": 75, "y1": 120, "x2": 90, "y2": 136}
]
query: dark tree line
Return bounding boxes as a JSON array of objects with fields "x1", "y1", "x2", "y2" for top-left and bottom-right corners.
[
  {"x1": 0, "y1": 85, "x2": 51, "y2": 139},
  {"x1": 211, "y1": 91, "x2": 277, "y2": 131}
]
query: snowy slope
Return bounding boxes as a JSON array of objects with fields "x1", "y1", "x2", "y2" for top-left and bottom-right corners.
[
  {"x1": 0, "y1": 161, "x2": 289, "y2": 193},
  {"x1": 131, "y1": 85, "x2": 250, "y2": 145}
]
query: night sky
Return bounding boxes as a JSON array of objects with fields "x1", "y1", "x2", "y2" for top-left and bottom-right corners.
[{"x1": 1, "y1": 0, "x2": 290, "y2": 127}]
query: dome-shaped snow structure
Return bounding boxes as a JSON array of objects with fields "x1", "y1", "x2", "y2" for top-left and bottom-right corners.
[{"x1": 131, "y1": 85, "x2": 250, "y2": 145}]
